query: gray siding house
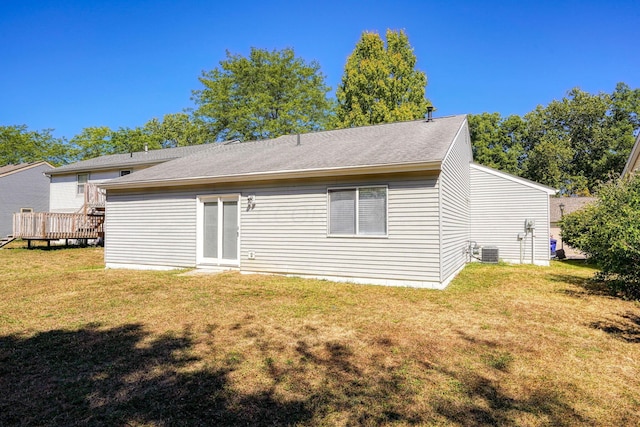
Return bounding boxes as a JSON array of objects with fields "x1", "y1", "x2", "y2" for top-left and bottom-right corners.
[
  {"x1": 101, "y1": 115, "x2": 555, "y2": 288},
  {"x1": 0, "y1": 162, "x2": 53, "y2": 238}
]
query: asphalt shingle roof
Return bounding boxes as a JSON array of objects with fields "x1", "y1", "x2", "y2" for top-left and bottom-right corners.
[
  {"x1": 47, "y1": 144, "x2": 224, "y2": 175},
  {"x1": 549, "y1": 197, "x2": 596, "y2": 222},
  {"x1": 104, "y1": 115, "x2": 467, "y2": 188}
]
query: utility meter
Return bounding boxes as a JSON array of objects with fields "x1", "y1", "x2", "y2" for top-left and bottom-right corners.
[{"x1": 524, "y1": 219, "x2": 536, "y2": 231}]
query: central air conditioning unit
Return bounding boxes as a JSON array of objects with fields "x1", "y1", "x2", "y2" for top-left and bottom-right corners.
[{"x1": 481, "y1": 246, "x2": 499, "y2": 263}]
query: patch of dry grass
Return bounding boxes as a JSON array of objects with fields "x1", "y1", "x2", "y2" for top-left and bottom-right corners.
[{"x1": 1, "y1": 247, "x2": 639, "y2": 426}]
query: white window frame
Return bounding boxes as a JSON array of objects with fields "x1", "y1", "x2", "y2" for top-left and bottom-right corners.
[
  {"x1": 77, "y1": 173, "x2": 89, "y2": 196},
  {"x1": 196, "y1": 194, "x2": 241, "y2": 266},
  {"x1": 327, "y1": 185, "x2": 388, "y2": 238}
]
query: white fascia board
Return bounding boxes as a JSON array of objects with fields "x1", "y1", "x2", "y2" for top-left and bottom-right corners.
[
  {"x1": 470, "y1": 163, "x2": 558, "y2": 195},
  {"x1": 441, "y1": 116, "x2": 471, "y2": 165},
  {"x1": 622, "y1": 133, "x2": 640, "y2": 177},
  {"x1": 99, "y1": 161, "x2": 442, "y2": 190}
]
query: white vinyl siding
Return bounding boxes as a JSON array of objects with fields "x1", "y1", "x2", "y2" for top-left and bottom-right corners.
[
  {"x1": 105, "y1": 190, "x2": 197, "y2": 267},
  {"x1": 328, "y1": 186, "x2": 387, "y2": 236},
  {"x1": 470, "y1": 164, "x2": 552, "y2": 265},
  {"x1": 49, "y1": 167, "x2": 152, "y2": 213},
  {"x1": 439, "y1": 121, "x2": 472, "y2": 282},
  {"x1": 51, "y1": 170, "x2": 121, "y2": 213},
  {"x1": 105, "y1": 175, "x2": 441, "y2": 285}
]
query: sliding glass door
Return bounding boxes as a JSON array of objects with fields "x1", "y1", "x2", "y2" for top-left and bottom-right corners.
[{"x1": 198, "y1": 195, "x2": 239, "y2": 265}]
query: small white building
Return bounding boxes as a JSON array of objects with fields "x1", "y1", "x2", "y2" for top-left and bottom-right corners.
[{"x1": 101, "y1": 115, "x2": 556, "y2": 288}]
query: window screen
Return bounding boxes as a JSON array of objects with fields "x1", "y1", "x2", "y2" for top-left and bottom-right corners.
[
  {"x1": 328, "y1": 187, "x2": 386, "y2": 236},
  {"x1": 77, "y1": 173, "x2": 88, "y2": 195},
  {"x1": 359, "y1": 187, "x2": 387, "y2": 235},
  {"x1": 329, "y1": 189, "x2": 356, "y2": 234}
]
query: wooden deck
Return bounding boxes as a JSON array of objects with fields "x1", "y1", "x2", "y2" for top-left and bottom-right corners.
[
  {"x1": 10, "y1": 182, "x2": 106, "y2": 242},
  {"x1": 13, "y1": 212, "x2": 104, "y2": 240}
]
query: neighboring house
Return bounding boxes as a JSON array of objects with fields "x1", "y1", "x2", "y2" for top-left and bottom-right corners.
[
  {"x1": 46, "y1": 144, "x2": 223, "y2": 213},
  {"x1": 622, "y1": 132, "x2": 640, "y2": 177},
  {"x1": 549, "y1": 197, "x2": 596, "y2": 259},
  {"x1": 10, "y1": 145, "x2": 224, "y2": 245},
  {"x1": 0, "y1": 162, "x2": 53, "y2": 238},
  {"x1": 100, "y1": 115, "x2": 556, "y2": 289}
]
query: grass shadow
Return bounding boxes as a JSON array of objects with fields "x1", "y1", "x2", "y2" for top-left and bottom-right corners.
[
  {"x1": 590, "y1": 312, "x2": 640, "y2": 343},
  {"x1": 431, "y1": 368, "x2": 588, "y2": 426},
  {"x1": 551, "y1": 274, "x2": 615, "y2": 298},
  {"x1": 0, "y1": 323, "x2": 311, "y2": 426}
]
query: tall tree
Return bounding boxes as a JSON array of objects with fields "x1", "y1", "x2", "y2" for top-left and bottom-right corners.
[
  {"x1": 521, "y1": 84, "x2": 640, "y2": 194},
  {"x1": 0, "y1": 125, "x2": 69, "y2": 166},
  {"x1": 470, "y1": 83, "x2": 640, "y2": 195},
  {"x1": 69, "y1": 114, "x2": 213, "y2": 161},
  {"x1": 468, "y1": 113, "x2": 525, "y2": 175},
  {"x1": 69, "y1": 126, "x2": 115, "y2": 160},
  {"x1": 192, "y1": 47, "x2": 333, "y2": 141},
  {"x1": 142, "y1": 113, "x2": 211, "y2": 148},
  {"x1": 336, "y1": 29, "x2": 430, "y2": 128}
]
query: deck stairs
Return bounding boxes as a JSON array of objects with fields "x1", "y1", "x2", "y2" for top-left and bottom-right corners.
[{"x1": 0, "y1": 235, "x2": 15, "y2": 249}]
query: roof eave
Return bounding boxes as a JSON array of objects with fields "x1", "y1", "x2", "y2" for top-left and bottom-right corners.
[
  {"x1": 0, "y1": 161, "x2": 54, "y2": 178},
  {"x1": 45, "y1": 159, "x2": 174, "y2": 176},
  {"x1": 622, "y1": 134, "x2": 640, "y2": 177},
  {"x1": 100, "y1": 161, "x2": 442, "y2": 191}
]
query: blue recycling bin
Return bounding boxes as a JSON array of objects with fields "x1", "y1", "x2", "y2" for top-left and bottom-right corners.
[{"x1": 550, "y1": 238, "x2": 557, "y2": 257}]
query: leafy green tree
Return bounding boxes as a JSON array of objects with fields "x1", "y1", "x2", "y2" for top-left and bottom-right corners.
[
  {"x1": 561, "y1": 174, "x2": 640, "y2": 298},
  {"x1": 468, "y1": 113, "x2": 525, "y2": 175},
  {"x1": 470, "y1": 84, "x2": 640, "y2": 195},
  {"x1": 521, "y1": 84, "x2": 640, "y2": 194},
  {"x1": 69, "y1": 126, "x2": 115, "y2": 160},
  {"x1": 0, "y1": 125, "x2": 69, "y2": 166},
  {"x1": 142, "y1": 113, "x2": 211, "y2": 148},
  {"x1": 192, "y1": 47, "x2": 333, "y2": 141},
  {"x1": 336, "y1": 29, "x2": 430, "y2": 128},
  {"x1": 69, "y1": 114, "x2": 212, "y2": 161}
]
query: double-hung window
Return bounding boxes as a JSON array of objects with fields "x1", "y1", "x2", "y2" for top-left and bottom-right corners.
[
  {"x1": 328, "y1": 186, "x2": 387, "y2": 236},
  {"x1": 77, "y1": 173, "x2": 89, "y2": 195}
]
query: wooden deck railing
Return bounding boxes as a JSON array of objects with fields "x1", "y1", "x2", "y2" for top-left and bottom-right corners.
[
  {"x1": 13, "y1": 212, "x2": 104, "y2": 240},
  {"x1": 84, "y1": 182, "x2": 106, "y2": 209}
]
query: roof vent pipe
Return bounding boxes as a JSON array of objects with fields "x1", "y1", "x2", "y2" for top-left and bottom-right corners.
[
  {"x1": 297, "y1": 134, "x2": 301, "y2": 146},
  {"x1": 426, "y1": 106, "x2": 434, "y2": 122},
  {"x1": 144, "y1": 143, "x2": 148, "y2": 152}
]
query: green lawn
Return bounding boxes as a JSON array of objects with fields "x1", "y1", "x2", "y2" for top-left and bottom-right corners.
[{"x1": 1, "y1": 246, "x2": 639, "y2": 426}]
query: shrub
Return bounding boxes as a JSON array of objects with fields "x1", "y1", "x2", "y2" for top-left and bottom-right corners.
[{"x1": 561, "y1": 174, "x2": 640, "y2": 298}]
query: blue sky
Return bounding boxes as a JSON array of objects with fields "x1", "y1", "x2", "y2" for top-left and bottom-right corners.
[{"x1": 1, "y1": 0, "x2": 639, "y2": 140}]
